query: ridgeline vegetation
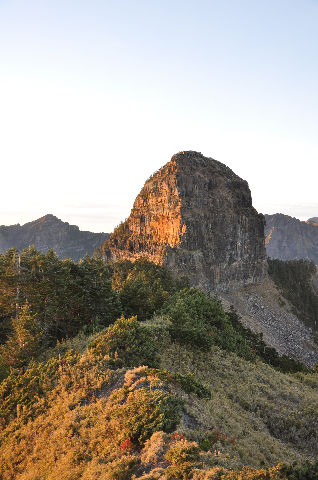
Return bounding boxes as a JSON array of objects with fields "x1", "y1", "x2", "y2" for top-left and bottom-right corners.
[{"x1": 0, "y1": 247, "x2": 317, "y2": 479}]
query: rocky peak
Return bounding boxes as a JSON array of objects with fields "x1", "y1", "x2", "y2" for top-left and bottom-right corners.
[
  {"x1": 0, "y1": 215, "x2": 109, "y2": 262},
  {"x1": 35, "y1": 213, "x2": 61, "y2": 222},
  {"x1": 265, "y1": 213, "x2": 318, "y2": 264},
  {"x1": 101, "y1": 151, "x2": 267, "y2": 292}
]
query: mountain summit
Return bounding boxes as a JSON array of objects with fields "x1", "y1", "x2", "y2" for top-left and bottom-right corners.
[
  {"x1": 100, "y1": 151, "x2": 267, "y2": 291},
  {"x1": 0, "y1": 214, "x2": 109, "y2": 261}
]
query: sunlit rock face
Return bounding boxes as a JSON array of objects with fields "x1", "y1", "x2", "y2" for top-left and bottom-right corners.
[{"x1": 101, "y1": 151, "x2": 267, "y2": 291}]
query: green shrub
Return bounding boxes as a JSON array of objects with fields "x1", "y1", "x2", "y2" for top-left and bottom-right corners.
[
  {"x1": 165, "y1": 440, "x2": 202, "y2": 479},
  {"x1": 0, "y1": 248, "x2": 121, "y2": 350},
  {"x1": 0, "y1": 355, "x2": 62, "y2": 426},
  {"x1": 109, "y1": 387, "x2": 183, "y2": 445},
  {"x1": 199, "y1": 429, "x2": 236, "y2": 452},
  {"x1": 0, "y1": 303, "x2": 42, "y2": 369},
  {"x1": 163, "y1": 289, "x2": 256, "y2": 361},
  {"x1": 111, "y1": 258, "x2": 185, "y2": 321},
  {"x1": 166, "y1": 440, "x2": 200, "y2": 464},
  {"x1": 279, "y1": 459, "x2": 318, "y2": 479},
  {"x1": 146, "y1": 368, "x2": 211, "y2": 399},
  {"x1": 89, "y1": 316, "x2": 160, "y2": 368}
]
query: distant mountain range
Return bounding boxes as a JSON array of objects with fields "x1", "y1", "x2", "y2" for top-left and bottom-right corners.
[
  {"x1": 0, "y1": 214, "x2": 109, "y2": 262},
  {"x1": 265, "y1": 213, "x2": 318, "y2": 264},
  {"x1": 307, "y1": 217, "x2": 318, "y2": 226},
  {"x1": 0, "y1": 210, "x2": 317, "y2": 266}
]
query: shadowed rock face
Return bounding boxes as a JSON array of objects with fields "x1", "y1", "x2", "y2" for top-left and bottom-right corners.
[
  {"x1": 0, "y1": 214, "x2": 109, "y2": 262},
  {"x1": 101, "y1": 151, "x2": 267, "y2": 291},
  {"x1": 265, "y1": 213, "x2": 318, "y2": 264}
]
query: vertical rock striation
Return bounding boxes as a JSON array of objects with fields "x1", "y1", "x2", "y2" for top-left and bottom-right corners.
[
  {"x1": 265, "y1": 213, "x2": 318, "y2": 263},
  {"x1": 100, "y1": 151, "x2": 267, "y2": 291}
]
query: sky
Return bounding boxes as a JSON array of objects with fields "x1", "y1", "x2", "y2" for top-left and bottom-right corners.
[{"x1": 0, "y1": 0, "x2": 317, "y2": 232}]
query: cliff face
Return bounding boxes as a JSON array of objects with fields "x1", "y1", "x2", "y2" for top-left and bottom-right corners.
[
  {"x1": 0, "y1": 214, "x2": 109, "y2": 262},
  {"x1": 101, "y1": 151, "x2": 267, "y2": 291},
  {"x1": 265, "y1": 213, "x2": 318, "y2": 264}
]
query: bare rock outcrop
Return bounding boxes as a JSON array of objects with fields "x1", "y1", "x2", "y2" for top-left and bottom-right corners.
[
  {"x1": 100, "y1": 151, "x2": 267, "y2": 292},
  {"x1": 220, "y1": 278, "x2": 318, "y2": 367}
]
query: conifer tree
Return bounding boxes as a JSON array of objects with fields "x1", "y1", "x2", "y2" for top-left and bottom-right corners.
[{"x1": 0, "y1": 303, "x2": 42, "y2": 369}]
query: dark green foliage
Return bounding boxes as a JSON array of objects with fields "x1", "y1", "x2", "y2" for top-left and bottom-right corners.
[
  {"x1": 268, "y1": 258, "x2": 318, "y2": 331},
  {"x1": 0, "y1": 317, "x2": 11, "y2": 346},
  {"x1": 279, "y1": 460, "x2": 318, "y2": 479},
  {"x1": 146, "y1": 368, "x2": 211, "y2": 399},
  {"x1": 0, "y1": 247, "x2": 121, "y2": 349},
  {"x1": 0, "y1": 303, "x2": 42, "y2": 371},
  {"x1": 164, "y1": 288, "x2": 257, "y2": 360},
  {"x1": 170, "y1": 372, "x2": 211, "y2": 399},
  {"x1": 163, "y1": 288, "x2": 223, "y2": 352},
  {"x1": 89, "y1": 316, "x2": 160, "y2": 368},
  {"x1": 112, "y1": 258, "x2": 185, "y2": 321},
  {"x1": 72, "y1": 256, "x2": 122, "y2": 330}
]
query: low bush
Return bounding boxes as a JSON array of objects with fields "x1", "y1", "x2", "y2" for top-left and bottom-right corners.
[
  {"x1": 279, "y1": 459, "x2": 318, "y2": 479},
  {"x1": 164, "y1": 289, "x2": 257, "y2": 361},
  {"x1": 199, "y1": 430, "x2": 236, "y2": 452},
  {"x1": 102, "y1": 455, "x2": 139, "y2": 480},
  {"x1": 0, "y1": 354, "x2": 62, "y2": 427},
  {"x1": 89, "y1": 315, "x2": 160, "y2": 368},
  {"x1": 146, "y1": 368, "x2": 211, "y2": 399},
  {"x1": 108, "y1": 387, "x2": 183, "y2": 446},
  {"x1": 165, "y1": 439, "x2": 202, "y2": 479}
]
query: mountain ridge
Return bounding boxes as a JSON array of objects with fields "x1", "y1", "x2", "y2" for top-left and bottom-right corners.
[
  {"x1": 0, "y1": 214, "x2": 109, "y2": 262},
  {"x1": 265, "y1": 213, "x2": 318, "y2": 264}
]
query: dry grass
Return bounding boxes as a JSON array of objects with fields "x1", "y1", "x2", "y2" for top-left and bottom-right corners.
[
  {"x1": 1, "y1": 324, "x2": 318, "y2": 478},
  {"x1": 161, "y1": 343, "x2": 318, "y2": 467}
]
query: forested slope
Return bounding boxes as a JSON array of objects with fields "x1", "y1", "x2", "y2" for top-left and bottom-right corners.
[{"x1": 0, "y1": 248, "x2": 317, "y2": 479}]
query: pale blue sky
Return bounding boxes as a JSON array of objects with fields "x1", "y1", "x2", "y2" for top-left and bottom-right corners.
[{"x1": 0, "y1": 0, "x2": 317, "y2": 231}]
